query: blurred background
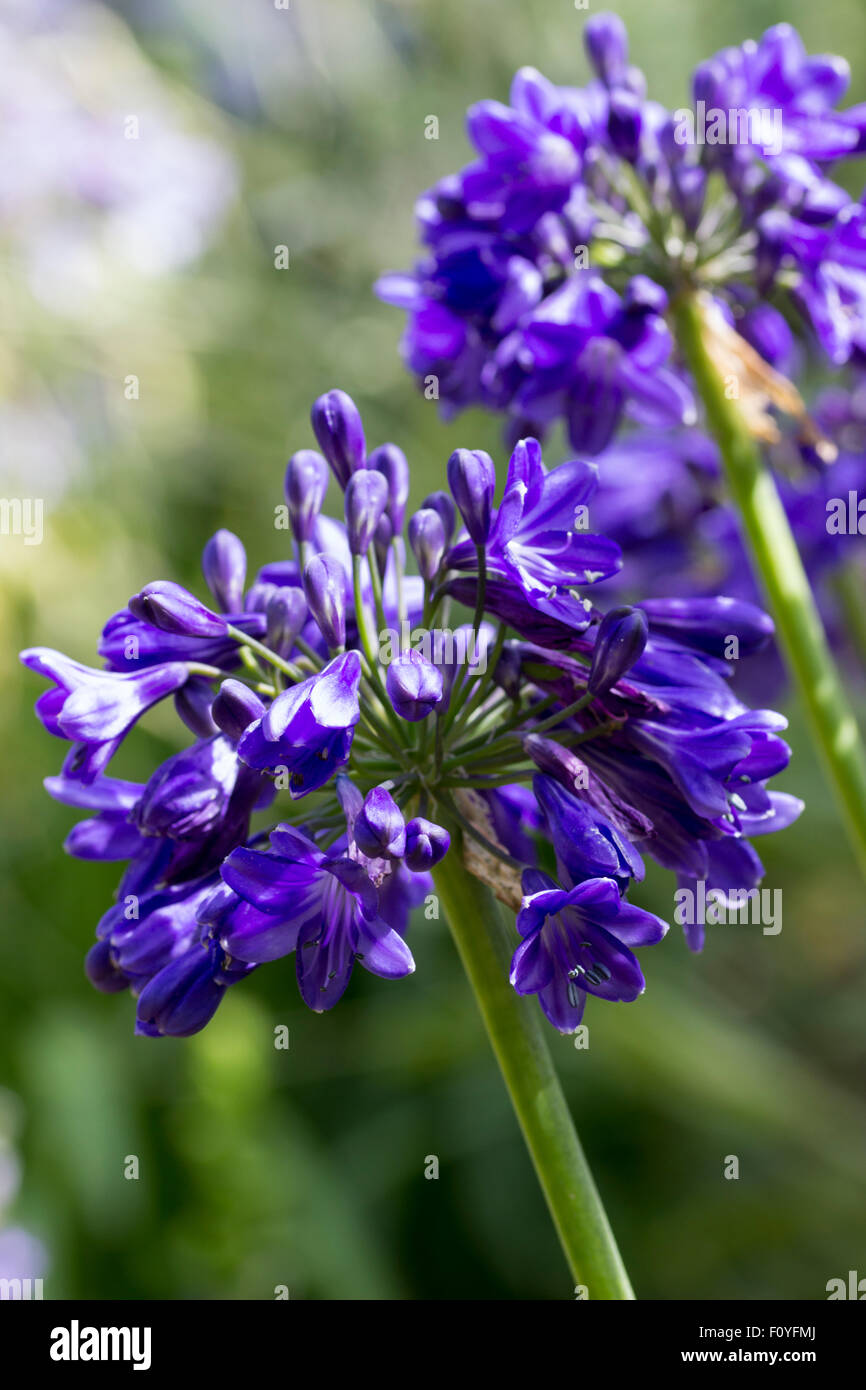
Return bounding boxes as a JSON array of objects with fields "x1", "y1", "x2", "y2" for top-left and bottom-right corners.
[{"x1": 1, "y1": 0, "x2": 865, "y2": 1301}]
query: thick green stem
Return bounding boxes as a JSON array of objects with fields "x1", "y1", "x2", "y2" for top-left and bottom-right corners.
[
  {"x1": 432, "y1": 846, "x2": 635, "y2": 1299},
  {"x1": 673, "y1": 292, "x2": 866, "y2": 882}
]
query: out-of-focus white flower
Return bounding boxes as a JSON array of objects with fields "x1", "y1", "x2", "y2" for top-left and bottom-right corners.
[
  {"x1": 0, "y1": 0, "x2": 236, "y2": 314},
  {"x1": 0, "y1": 1089, "x2": 48, "y2": 1292}
]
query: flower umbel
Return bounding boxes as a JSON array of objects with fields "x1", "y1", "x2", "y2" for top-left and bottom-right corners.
[
  {"x1": 22, "y1": 391, "x2": 799, "y2": 1036},
  {"x1": 376, "y1": 14, "x2": 866, "y2": 449}
]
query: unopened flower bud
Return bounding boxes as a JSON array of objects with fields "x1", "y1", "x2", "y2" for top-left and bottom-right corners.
[
  {"x1": 311, "y1": 389, "x2": 366, "y2": 487},
  {"x1": 386, "y1": 649, "x2": 443, "y2": 721},
  {"x1": 85, "y1": 939, "x2": 132, "y2": 994},
  {"x1": 492, "y1": 640, "x2": 524, "y2": 699},
  {"x1": 212, "y1": 679, "x2": 267, "y2": 742},
  {"x1": 265, "y1": 586, "x2": 308, "y2": 658},
  {"x1": 354, "y1": 786, "x2": 406, "y2": 859},
  {"x1": 345, "y1": 469, "x2": 389, "y2": 556},
  {"x1": 373, "y1": 512, "x2": 394, "y2": 578},
  {"x1": 584, "y1": 12, "x2": 629, "y2": 87},
  {"x1": 422, "y1": 490, "x2": 457, "y2": 542},
  {"x1": 202, "y1": 530, "x2": 247, "y2": 613},
  {"x1": 404, "y1": 817, "x2": 450, "y2": 872},
  {"x1": 607, "y1": 88, "x2": 642, "y2": 162},
  {"x1": 408, "y1": 507, "x2": 446, "y2": 581},
  {"x1": 174, "y1": 677, "x2": 219, "y2": 738},
  {"x1": 587, "y1": 606, "x2": 648, "y2": 695},
  {"x1": 284, "y1": 450, "x2": 329, "y2": 544},
  {"x1": 129, "y1": 581, "x2": 227, "y2": 638},
  {"x1": 302, "y1": 554, "x2": 346, "y2": 649},
  {"x1": 447, "y1": 448, "x2": 495, "y2": 544},
  {"x1": 244, "y1": 581, "x2": 277, "y2": 615},
  {"x1": 369, "y1": 442, "x2": 410, "y2": 532},
  {"x1": 522, "y1": 733, "x2": 589, "y2": 795}
]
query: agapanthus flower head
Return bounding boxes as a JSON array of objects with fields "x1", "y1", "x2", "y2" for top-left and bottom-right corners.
[
  {"x1": 377, "y1": 14, "x2": 866, "y2": 448},
  {"x1": 23, "y1": 391, "x2": 799, "y2": 1037}
]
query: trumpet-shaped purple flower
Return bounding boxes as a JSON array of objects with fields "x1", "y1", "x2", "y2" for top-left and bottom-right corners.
[
  {"x1": 511, "y1": 871, "x2": 668, "y2": 1033},
  {"x1": 533, "y1": 774, "x2": 644, "y2": 892},
  {"x1": 216, "y1": 825, "x2": 415, "y2": 1010},
  {"x1": 447, "y1": 437, "x2": 620, "y2": 630},
  {"x1": 238, "y1": 651, "x2": 361, "y2": 792},
  {"x1": 21, "y1": 647, "x2": 190, "y2": 781},
  {"x1": 135, "y1": 938, "x2": 255, "y2": 1038}
]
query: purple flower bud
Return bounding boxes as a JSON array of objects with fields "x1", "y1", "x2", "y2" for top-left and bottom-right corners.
[
  {"x1": 133, "y1": 736, "x2": 239, "y2": 841},
  {"x1": 637, "y1": 596, "x2": 774, "y2": 659},
  {"x1": 373, "y1": 512, "x2": 394, "y2": 577},
  {"x1": 129, "y1": 581, "x2": 228, "y2": 638},
  {"x1": 408, "y1": 507, "x2": 446, "y2": 582},
  {"x1": 265, "y1": 586, "x2": 308, "y2": 657},
  {"x1": 386, "y1": 649, "x2": 443, "y2": 721},
  {"x1": 671, "y1": 162, "x2": 706, "y2": 233},
  {"x1": 522, "y1": 733, "x2": 589, "y2": 795},
  {"x1": 85, "y1": 939, "x2": 133, "y2": 994},
  {"x1": 404, "y1": 817, "x2": 450, "y2": 871},
  {"x1": 302, "y1": 554, "x2": 346, "y2": 649},
  {"x1": 284, "y1": 450, "x2": 329, "y2": 543},
  {"x1": 244, "y1": 581, "x2": 278, "y2": 615},
  {"x1": 368, "y1": 442, "x2": 410, "y2": 532},
  {"x1": 174, "y1": 676, "x2": 219, "y2": 738},
  {"x1": 311, "y1": 389, "x2": 366, "y2": 488},
  {"x1": 607, "y1": 88, "x2": 642, "y2": 162},
  {"x1": 212, "y1": 679, "x2": 267, "y2": 741},
  {"x1": 135, "y1": 942, "x2": 242, "y2": 1037},
  {"x1": 201, "y1": 529, "x2": 247, "y2": 613},
  {"x1": 447, "y1": 448, "x2": 495, "y2": 545},
  {"x1": 692, "y1": 58, "x2": 725, "y2": 114},
  {"x1": 493, "y1": 640, "x2": 523, "y2": 699},
  {"x1": 422, "y1": 490, "x2": 457, "y2": 542},
  {"x1": 584, "y1": 12, "x2": 629, "y2": 87},
  {"x1": 354, "y1": 786, "x2": 406, "y2": 859},
  {"x1": 345, "y1": 468, "x2": 390, "y2": 556},
  {"x1": 738, "y1": 305, "x2": 794, "y2": 373},
  {"x1": 587, "y1": 606, "x2": 649, "y2": 695}
]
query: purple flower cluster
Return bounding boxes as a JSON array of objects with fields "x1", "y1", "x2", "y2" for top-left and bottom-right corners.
[
  {"x1": 22, "y1": 391, "x2": 799, "y2": 1036},
  {"x1": 376, "y1": 14, "x2": 866, "y2": 449}
]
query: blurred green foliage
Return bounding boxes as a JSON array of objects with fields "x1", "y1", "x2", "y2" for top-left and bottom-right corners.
[{"x1": 1, "y1": 0, "x2": 865, "y2": 1300}]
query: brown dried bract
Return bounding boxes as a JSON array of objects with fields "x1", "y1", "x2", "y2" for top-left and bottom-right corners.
[
  {"x1": 453, "y1": 788, "x2": 523, "y2": 912},
  {"x1": 697, "y1": 291, "x2": 836, "y2": 462}
]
